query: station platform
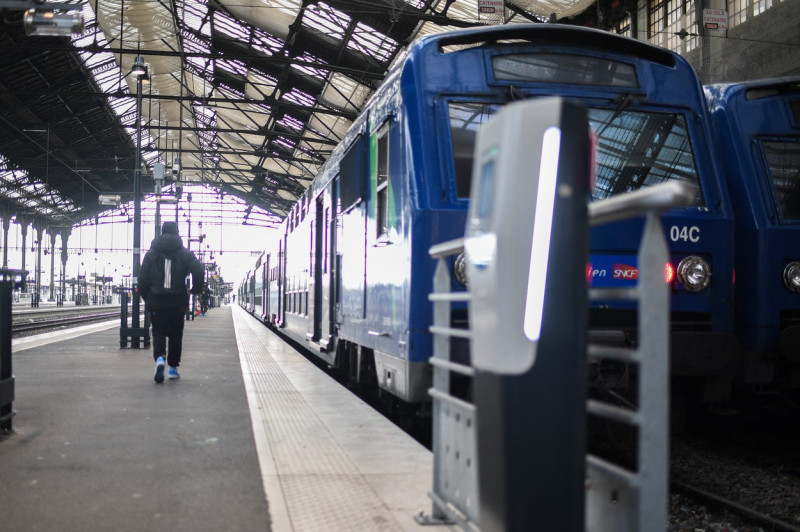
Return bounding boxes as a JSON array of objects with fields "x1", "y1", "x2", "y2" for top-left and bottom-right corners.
[{"x1": 1, "y1": 305, "x2": 449, "y2": 531}]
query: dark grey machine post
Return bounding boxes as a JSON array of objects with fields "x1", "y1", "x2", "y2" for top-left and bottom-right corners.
[
  {"x1": 1, "y1": 268, "x2": 24, "y2": 432},
  {"x1": 465, "y1": 98, "x2": 590, "y2": 532}
]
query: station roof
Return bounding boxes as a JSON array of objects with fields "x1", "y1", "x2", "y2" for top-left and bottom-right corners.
[{"x1": 0, "y1": 0, "x2": 596, "y2": 229}]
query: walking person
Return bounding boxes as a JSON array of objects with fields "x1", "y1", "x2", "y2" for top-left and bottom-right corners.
[{"x1": 138, "y1": 221, "x2": 204, "y2": 383}]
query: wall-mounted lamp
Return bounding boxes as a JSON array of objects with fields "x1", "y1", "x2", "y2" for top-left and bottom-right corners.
[
  {"x1": 98, "y1": 194, "x2": 121, "y2": 206},
  {"x1": 131, "y1": 55, "x2": 147, "y2": 77},
  {"x1": 23, "y1": 9, "x2": 83, "y2": 37}
]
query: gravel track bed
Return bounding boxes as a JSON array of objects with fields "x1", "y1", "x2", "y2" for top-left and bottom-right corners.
[{"x1": 668, "y1": 400, "x2": 800, "y2": 531}]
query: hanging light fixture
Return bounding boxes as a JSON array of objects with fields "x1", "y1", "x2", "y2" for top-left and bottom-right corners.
[
  {"x1": 132, "y1": 56, "x2": 147, "y2": 77},
  {"x1": 23, "y1": 9, "x2": 83, "y2": 37}
]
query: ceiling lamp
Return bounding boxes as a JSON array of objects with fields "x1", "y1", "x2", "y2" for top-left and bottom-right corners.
[
  {"x1": 23, "y1": 9, "x2": 83, "y2": 37},
  {"x1": 132, "y1": 56, "x2": 147, "y2": 77}
]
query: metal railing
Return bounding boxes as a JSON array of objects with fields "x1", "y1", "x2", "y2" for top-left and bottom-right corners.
[
  {"x1": 421, "y1": 181, "x2": 695, "y2": 531},
  {"x1": 416, "y1": 238, "x2": 477, "y2": 528},
  {"x1": 585, "y1": 182, "x2": 695, "y2": 532}
]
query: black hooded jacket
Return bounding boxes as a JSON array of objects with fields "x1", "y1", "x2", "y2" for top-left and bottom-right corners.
[{"x1": 138, "y1": 232, "x2": 204, "y2": 310}]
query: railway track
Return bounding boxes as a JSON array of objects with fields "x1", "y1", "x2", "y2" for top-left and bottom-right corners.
[
  {"x1": 11, "y1": 307, "x2": 129, "y2": 336},
  {"x1": 669, "y1": 405, "x2": 800, "y2": 532},
  {"x1": 672, "y1": 479, "x2": 800, "y2": 532}
]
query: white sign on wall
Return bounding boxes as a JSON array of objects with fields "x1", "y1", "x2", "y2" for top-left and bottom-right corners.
[
  {"x1": 702, "y1": 8, "x2": 729, "y2": 30},
  {"x1": 478, "y1": 0, "x2": 505, "y2": 21}
]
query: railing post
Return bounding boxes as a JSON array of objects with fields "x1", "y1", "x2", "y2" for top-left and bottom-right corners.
[
  {"x1": 1, "y1": 268, "x2": 23, "y2": 433},
  {"x1": 118, "y1": 288, "x2": 150, "y2": 349},
  {"x1": 119, "y1": 289, "x2": 129, "y2": 348}
]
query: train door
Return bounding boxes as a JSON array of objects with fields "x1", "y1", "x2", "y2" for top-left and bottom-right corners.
[
  {"x1": 308, "y1": 198, "x2": 324, "y2": 343},
  {"x1": 365, "y1": 116, "x2": 406, "y2": 340},
  {"x1": 323, "y1": 189, "x2": 336, "y2": 347},
  {"x1": 262, "y1": 255, "x2": 269, "y2": 322},
  {"x1": 278, "y1": 236, "x2": 286, "y2": 326},
  {"x1": 308, "y1": 191, "x2": 336, "y2": 349}
]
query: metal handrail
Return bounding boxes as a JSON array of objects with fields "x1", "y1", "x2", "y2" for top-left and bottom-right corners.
[{"x1": 589, "y1": 181, "x2": 696, "y2": 226}]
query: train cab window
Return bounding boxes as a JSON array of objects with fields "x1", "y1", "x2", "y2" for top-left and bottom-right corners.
[
  {"x1": 588, "y1": 109, "x2": 704, "y2": 205},
  {"x1": 376, "y1": 121, "x2": 391, "y2": 236},
  {"x1": 447, "y1": 101, "x2": 704, "y2": 206},
  {"x1": 448, "y1": 102, "x2": 500, "y2": 199},
  {"x1": 790, "y1": 100, "x2": 800, "y2": 125},
  {"x1": 761, "y1": 139, "x2": 800, "y2": 220}
]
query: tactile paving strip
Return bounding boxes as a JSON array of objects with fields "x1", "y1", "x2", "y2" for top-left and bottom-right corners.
[{"x1": 233, "y1": 308, "x2": 402, "y2": 531}]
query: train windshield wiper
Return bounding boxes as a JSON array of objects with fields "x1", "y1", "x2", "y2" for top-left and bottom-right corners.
[{"x1": 596, "y1": 93, "x2": 636, "y2": 136}]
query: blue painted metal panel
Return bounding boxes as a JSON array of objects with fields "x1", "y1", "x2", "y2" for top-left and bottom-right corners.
[{"x1": 707, "y1": 78, "x2": 800, "y2": 363}]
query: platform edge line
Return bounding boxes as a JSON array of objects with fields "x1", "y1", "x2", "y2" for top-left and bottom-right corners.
[{"x1": 233, "y1": 305, "x2": 294, "y2": 532}]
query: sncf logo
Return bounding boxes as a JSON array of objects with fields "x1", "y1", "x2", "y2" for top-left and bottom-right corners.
[{"x1": 613, "y1": 264, "x2": 638, "y2": 280}]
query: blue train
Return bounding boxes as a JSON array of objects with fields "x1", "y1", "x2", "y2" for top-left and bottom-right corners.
[
  {"x1": 706, "y1": 77, "x2": 800, "y2": 392},
  {"x1": 239, "y1": 24, "x2": 738, "y2": 406}
]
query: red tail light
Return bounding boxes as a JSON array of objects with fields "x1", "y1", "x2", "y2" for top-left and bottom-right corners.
[{"x1": 664, "y1": 262, "x2": 675, "y2": 283}]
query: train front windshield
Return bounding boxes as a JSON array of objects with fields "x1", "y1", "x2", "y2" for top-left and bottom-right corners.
[
  {"x1": 448, "y1": 102, "x2": 705, "y2": 205},
  {"x1": 760, "y1": 139, "x2": 800, "y2": 221}
]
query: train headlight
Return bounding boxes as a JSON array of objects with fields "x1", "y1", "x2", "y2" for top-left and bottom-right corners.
[
  {"x1": 454, "y1": 252, "x2": 469, "y2": 287},
  {"x1": 677, "y1": 256, "x2": 711, "y2": 292},
  {"x1": 783, "y1": 262, "x2": 800, "y2": 293}
]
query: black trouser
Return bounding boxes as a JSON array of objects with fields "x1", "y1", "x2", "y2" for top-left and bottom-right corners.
[{"x1": 150, "y1": 306, "x2": 186, "y2": 367}]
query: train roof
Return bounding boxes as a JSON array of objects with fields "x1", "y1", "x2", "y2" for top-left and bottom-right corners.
[
  {"x1": 410, "y1": 23, "x2": 679, "y2": 68},
  {"x1": 706, "y1": 76, "x2": 800, "y2": 100}
]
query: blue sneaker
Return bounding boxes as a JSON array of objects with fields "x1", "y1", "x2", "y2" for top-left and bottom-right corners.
[
  {"x1": 168, "y1": 366, "x2": 180, "y2": 380},
  {"x1": 154, "y1": 356, "x2": 165, "y2": 383}
]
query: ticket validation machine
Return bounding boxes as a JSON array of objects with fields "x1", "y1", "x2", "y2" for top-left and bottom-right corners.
[{"x1": 465, "y1": 98, "x2": 590, "y2": 532}]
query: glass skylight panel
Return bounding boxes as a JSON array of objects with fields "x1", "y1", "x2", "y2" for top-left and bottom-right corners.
[
  {"x1": 179, "y1": 0, "x2": 210, "y2": 34},
  {"x1": 183, "y1": 31, "x2": 212, "y2": 55},
  {"x1": 447, "y1": 1, "x2": 482, "y2": 22},
  {"x1": 290, "y1": 53, "x2": 329, "y2": 80},
  {"x1": 0, "y1": 156, "x2": 77, "y2": 215},
  {"x1": 282, "y1": 88, "x2": 316, "y2": 107},
  {"x1": 274, "y1": 137, "x2": 297, "y2": 151},
  {"x1": 217, "y1": 82, "x2": 246, "y2": 99},
  {"x1": 278, "y1": 115, "x2": 305, "y2": 132},
  {"x1": 349, "y1": 23, "x2": 399, "y2": 63},
  {"x1": 303, "y1": 2, "x2": 350, "y2": 41},
  {"x1": 194, "y1": 105, "x2": 217, "y2": 122},
  {"x1": 296, "y1": 143, "x2": 326, "y2": 162},
  {"x1": 217, "y1": 58, "x2": 250, "y2": 78},
  {"x1": 269, "y1": 0, "x2": 304, "y2": 18},
  {"x1": 213, "y1": 10, "x2": 251, "y2": 41},
  {"x1": 185, "y1": 55, "x2": 210, "y2": 77},
  {"x1": 93, "y1": 66, "x2": 123, "y2": 92},
  {"x1": 85, "y1": 52, "x2": 115, "y2": 72},
  {"x1": 251, "y1": 27, "x2": 284, "y2": 56}
]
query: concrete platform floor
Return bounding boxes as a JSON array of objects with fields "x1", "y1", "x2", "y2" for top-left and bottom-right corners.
[{"x1": 1, "y1": 306, "x2": 270, "y2": 531}]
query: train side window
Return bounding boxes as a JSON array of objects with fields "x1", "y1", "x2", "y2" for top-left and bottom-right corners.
[
  {"x1": 340, "y1": 135, "x2": 367, "y2": 212},
  {"x1": 376, "y1": 121, "x2": 390, "y2": 237}
]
